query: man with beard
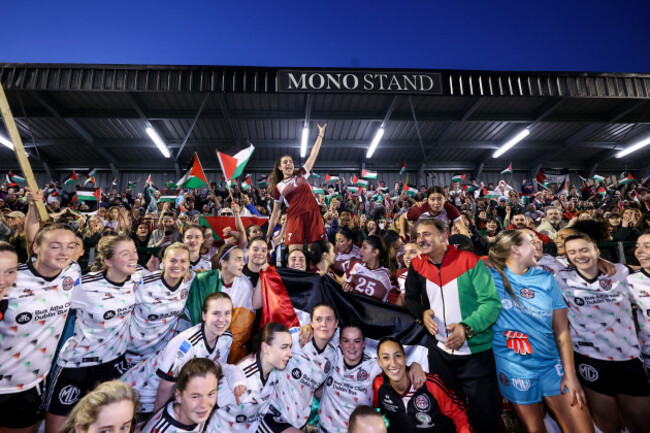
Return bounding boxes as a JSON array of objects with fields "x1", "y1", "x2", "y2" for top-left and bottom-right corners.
[
  {"x1": 405, "y1": 218, "x2": 501, "y2": 433},
  {"x1": 536, "y1": 206, "x2": 566, "y2": 240},
  {"x1": 507, "y1": 213, "x2": 552, "y2": 244}
]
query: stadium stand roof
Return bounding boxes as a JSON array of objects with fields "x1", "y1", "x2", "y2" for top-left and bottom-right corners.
[{"x1": 1, "y1": 64, "x2": 650, "y2": 183}]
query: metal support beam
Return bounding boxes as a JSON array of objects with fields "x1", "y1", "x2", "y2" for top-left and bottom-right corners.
[
  {"x1": 217, "y1": 93, "x2": 240, "y2": 145},
  {"x1": 425, "y1": 97, "x2": 485, "y2": 161},
  {"x1": 175, "y1": 93, "x2": 210, "y2": 160}
]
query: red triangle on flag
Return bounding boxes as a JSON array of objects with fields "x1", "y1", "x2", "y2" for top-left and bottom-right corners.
[
  {"x1": 259, "y1": 266, "x2": 300, "y2": 330},
  {"x1": 217, "y1": 151, "x2": 238, "y2": 181},
  {"x1": 352, "y1": 175, "x2": 360, "y2": 184},
  {"x1": 93, "y1": 188, "x2": 102, "y2": 201},
  {"x1": 188, "y1": 154, "x2": 208, "y2": 184}
]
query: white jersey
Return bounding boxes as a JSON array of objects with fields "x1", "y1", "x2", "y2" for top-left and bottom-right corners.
[
  {"x1": 210, "y1": 353, "x2": 279, "y2": 432},
  {"x1": 396, "y1": 268, "x2": 408, "y2": 292},
  {"x1": 127, "y1": 271, "x2": 192, "y2": 363},
  {"x1": 626, "y1": 268, "x2": 650, "y2": 366},
  {"x1": 141, "y1": 401, "x2": 204, "y2": 433},
  {"x1": 333, "y1": 244, "x2": 361, "y2": 277},
  {"x1": 221, "y1": 275, "x2": 254, "y2": 313},
  {"x1": 121, "y1": 323, "x2": 240, "y2": 413},
  {"x1": 535, "y1": 254, "x2": 566, "y2": 276},
  {"x1": 0, "y1": 261, "x2": 81, "y2": 393},
  {"x1": 267, "y1": 334, "x2": 338, "y2": 428},
  {"x1": 319, "y1": 352, "x2": 382, "y2": 433},
  {"x1": 556, "y1": 264, "x2": 640, "y2": 361},
  {"x1": 57, "y1": 270, "x2": 140, "y2": 367},
  {"x1": 189, "y1": 256, "x2": 212, "y2": 273}
]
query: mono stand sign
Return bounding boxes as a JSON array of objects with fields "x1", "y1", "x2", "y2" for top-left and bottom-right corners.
[{"x1": 278, "y1": 70, "x2": 442, "y2": 94}]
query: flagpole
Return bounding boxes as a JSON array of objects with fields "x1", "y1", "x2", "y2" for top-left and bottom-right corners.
[{"x1": 0, "y1": 80, "x2": 49, "y2": 221}]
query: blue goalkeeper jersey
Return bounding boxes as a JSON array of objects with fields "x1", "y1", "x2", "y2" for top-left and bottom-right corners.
[{"x1": 489, "y1": 266, "x2": 567, "y2": 378}]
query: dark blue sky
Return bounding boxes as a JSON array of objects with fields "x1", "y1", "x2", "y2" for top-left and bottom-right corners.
[{"x1": 3, "y1": 0, "x2": 649, "y2": 72}]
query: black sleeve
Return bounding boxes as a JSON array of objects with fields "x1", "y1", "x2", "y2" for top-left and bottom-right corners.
[{"x1": 405, "y1": 263, "x2": 429, "y2": 322}]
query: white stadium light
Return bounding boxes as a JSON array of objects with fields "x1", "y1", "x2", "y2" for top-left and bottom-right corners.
[
  {"x1": 146, "y1": 127, "x2": 171, "y2": 158},
  {"x1": 300, "y1": 127, "x2": 309, "y2": 158},
  {"x1": 0, "y1": 134, "x2": 14, "y2": 150},
  {"x1": 493, "y1": 129, "x2": 530, "y2": 158},
  {"x1": 366, "y1": 127, "x2": 385, "y2": 159},
  {"x1": 615, "y1": 135, "x2": 650, "y2": 159}
]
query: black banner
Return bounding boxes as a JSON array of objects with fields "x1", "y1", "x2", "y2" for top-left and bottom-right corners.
[{"x1": 278, "y1": 70, "x2": 443, "y2": 95}]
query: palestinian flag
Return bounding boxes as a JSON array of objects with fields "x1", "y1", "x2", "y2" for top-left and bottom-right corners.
[
  {"x1": 86, "y1": 168, "x2": 96, "y2": 178},
  {"x1": 84, "y1": 176, "x2": 96, "y2": 186},
  {"x1": 217, "y1": 144, "x2": 255, "y2": 182},
  {"x1": 199, "y1": 215, "x2": 269, "y2": 242},
  {"x1": 500, "y1": 163, "x2": 513, "y2": 175},
  {"x1": 159, "y1": 190, "x2": 180, "y2": 203},
  {"x1": 451, "y1": 173, "x2": 465, "y2": 183},
  {"x1": 597, "y1": 186, "x2": 607, "y2": 198},
  {"x1": 403, "y1": 184, "x2": 417, "y2": 197},
  {"x1": 257, "y1": 176, "x2": 269, "y2": 187},
  {"x1": 536, "y1": 182, "x2": 549, "y2": 191},
  {"x1": 325, "y1": 193, "x2": 341, "y2": 207},
  {"x1": 557, "y1": 178, "x2": 568, "y2": 197},
  {"x1": 164, "y1": 181, "x2": 178, "y2": 190},
  {"x1": 399, "y1": 162, "x2": 407, "y2": 175},
  {"x1": 619, "y1": 174, "x2": 635, "y2": 185},
  {"x1": 578, "y1": 174, "x2": 587, "y2": 183},
  {"x1": 592, "y1": 174, "x2": 605, "y2": 182},
  {"x1": 353, "y1": 175, "x2": 368, "y2": 188},
  {"x1": 347, "y1": 186, "x2": 361, "y2": 195},
  {"x1": 311, "y1": 185, "x2": 324, "y2": 195},
  {"x1": 64, "y1": 171, "x2": 79, "y2": 187},
  {"x1": 462, "y1": 185, "x2": 478, "y2": 192},
  {"x1": 111, "y1": 178, "x2": 118, "y2": 188},
  {"x1": 127, "y1": 180, "x2": 137, "y2": 189},
  {"x1": 258, "y1": 267, "x2": 429, "y2": 366},
  {"x1": 311, "y1": 173, "x2": 321, "y2": 179},
  {"x1": 241, "y1": 175, "x2": 253, "y2": 191},
  {"x1": 7, "y1": 171, "x2": 25, "y2": 184},
  {"x1": 362, "y1": 169, "x2": 378, "y2": 179},
  {"x1": 177, "y1": 153, "x2": 208, "y2": 189},
  {"x1": 325, "y1": 174, "x2": 340, "y2": 183},
  {"x1": 485, "y1": 191, "x2": 501, "y2": 198},
  {"x1": 145, "y1": 174, "x2": 152, "y2": 186},
  {"x1": 536, "y1": 170, "x2": 547, "y2": 184},
  {"x1": 75, "y1": 188, "x2": 101, "y2": 202}
]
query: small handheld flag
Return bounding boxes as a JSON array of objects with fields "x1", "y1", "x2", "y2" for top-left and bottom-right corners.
[
  {"x1": 325, "y1": 174, "x2": 340, "y2": 183},
  {"x1": 451, "y1": 173, "x2": 465, "y2": 183},
  {"x1": 399, "y1": 162, "x2": 407, "y2": 175},
  {"x1": 177, "y1": 153, "x2": 208, "y2": 189},
  {"x1": 362, "y1": 169, "x2": 378, "y2": 179},
  {"x1": 353, "y1": 175, "x2": 369, "y2": 188},
  {"x1": 64, "y1": 171, "x2": 79, "y2": 187},
  {"x1": 217, "y1": 144, "x2": 255, "y2": 182},
  {"x1": 500, "y1": 163, "x2": 513, "y2": 175}
]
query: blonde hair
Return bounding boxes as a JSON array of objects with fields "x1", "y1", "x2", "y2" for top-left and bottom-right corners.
[
  {"x1": 91, "y1": 235, "x2": 134, "y2": 272},
  {"x1": 488, "y1": 230, "x2": 527, "y2": 304},
  {"x1": 162, "y1": 242, "x2": 190, "y2": 261},
  {"x1": 59, "y1": 380, "x2": 140, "y2": 433}
]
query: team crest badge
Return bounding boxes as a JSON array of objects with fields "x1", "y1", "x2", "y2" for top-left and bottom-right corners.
[
  {"x1": 599, "y1": 279, "x2": 612, "y2": 290},
  {"x1": 499, "y1": 372, "x2": 509, "y2": 386},
  {"x1": 357, "y1": 369, "x2": 368, "y2": 381},
  {"x1": 62, "y1": 277, "x2": 75, "y2": 291},
  {"x1": 520, "y1": 288, "x2": 535, "y2": 299},
  {"x1": 324, "y1": 360, "x2": 331, "y2": 374},
  {"x1": 180, "y1": 289, "x2": 189, "y2": 299},
  {"x1": 415, "y1": 394, "x2": 430, "y2": 410}
]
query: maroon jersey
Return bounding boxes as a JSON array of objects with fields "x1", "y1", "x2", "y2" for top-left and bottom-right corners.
[
  {"x1": 332, "y1": 243, "x2": 361, "y2": 277},
  {"x1": 345, "y1": 259, "x2": 395, "y2": 303},
  {"x1": 273, "y1": 167, "x2": 319, "y2": 217}
]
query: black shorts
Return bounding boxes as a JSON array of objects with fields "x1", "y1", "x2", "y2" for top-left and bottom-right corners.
[
  {"x1": 46, "y1": 354, "x2": 130, "y2": 416},
  {"x1": 0, "y1": 381, "x2": 46, "y2": 428},
  {"x1": 257, "y1": 407, "x2": 298, "y2": 433},
  {"x1": 575, "y1": 353, "x2": 650, "y2": 397}
]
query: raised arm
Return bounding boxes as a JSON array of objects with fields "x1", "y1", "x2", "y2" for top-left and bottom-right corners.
[{"x1": 303, "y1": 123, "x2": 327, "y2": 173}]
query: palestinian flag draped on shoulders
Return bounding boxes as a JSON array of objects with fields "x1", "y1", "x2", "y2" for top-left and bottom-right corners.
[
  {"x1": 258, "y1": 266, "x2": 429, "y2": 367},
  {"x1": 177, "y1": 153, "x2": 208, "y2": 189}
]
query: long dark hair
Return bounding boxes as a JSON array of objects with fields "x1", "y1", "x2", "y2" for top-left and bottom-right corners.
[
  {"x1": 269, "y1": 155, "x2": 300, "y2": 193},
  {"x1": 364, "y1": 234, "x2": 398, "y2": 274}
]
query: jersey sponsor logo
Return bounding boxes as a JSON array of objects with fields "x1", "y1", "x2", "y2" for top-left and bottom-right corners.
[
  {"x1": 326, "y1": 376, "x2": 333, "y2": 386},
  {"x1": 511, "y1": 378, "x2": 531, "y2": 392},
  {"x1": 147, "y1": 314, "x2": 159, "y2": 321},
  {"x1": 357, "y1": 369, "x2": 368, "y2": 381},
  {"x1": 59, "y1": 384, "x2": 81, "y2": 405},
  {"x1": 62, "y1": 276, "x2": 75, "y2": 291},
  {"x1": 16, "y1": 312, "x2": 33, "y2": 324},
  {"x1": 102, "y1": 292, "x2": 115, "y2": 300},
  {"x1": 574, "y1": 297, "x2": 585, "y2": 306},
  {"x1": 415, "y1": 394, "x2": 430, "y2": 410},
  {"x1": 324, "y1": 360, "x2": 332, "y2": 374},
  {"x1": 578, "y1": 364, "x2": 599, "y2": 382},
  {"x1": 235, "y1": 414, "x2": 247, "y2": 423},
  {"x1": 181, "y1": 288, "x2": 189, "y2": 299},
  {"x1": 599, "y1": 279, "x2": 613, "y2": 290},
  {"x1": 520, "y1": 288, "x2": 535, "y2": 299},
  {"x1": 103, "y1": 310, "x2": 116, "y2": 320},
  {"x1": 82, "y1": 357, "x2": 99, "y2": 363},
  {"x1": 501, "y1": 299, "x2": 513, "y2": 310},
  {"x1": 499, "y1": 372, "x2": 509, "y2": 386},
  {"x1": 416, "y1": 412, "x2": 433, "y2": 427},
  {"x1": 638, "y1": 290, "x2": 650, "y2": 298},
  {"x1": 291, "y1": 368, "x2": 303, "y2": 380}
]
